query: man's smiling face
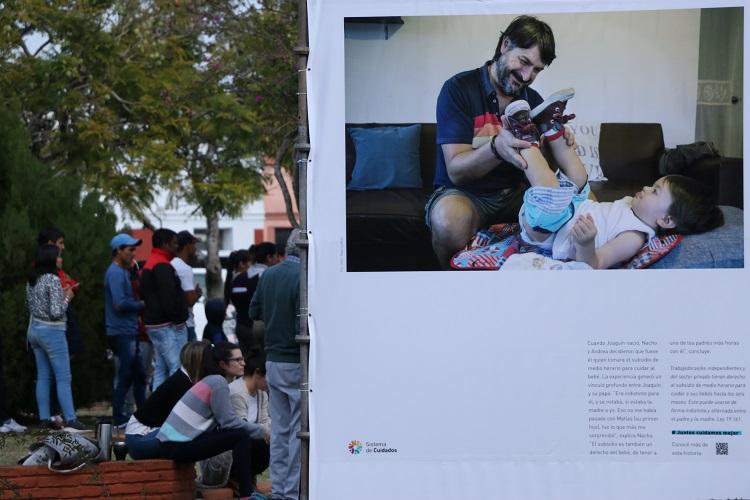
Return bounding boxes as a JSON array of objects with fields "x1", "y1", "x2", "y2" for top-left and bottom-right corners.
[{"x1": 492, "y1": 39, "x2": 545, "y2": 98}]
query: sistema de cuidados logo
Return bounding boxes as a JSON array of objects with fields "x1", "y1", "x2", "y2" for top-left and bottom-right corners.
[
  {"x1": 347, "y1": 440, "x2": 397, "y2": 455},
  {"x1": 348, "y1": 440, "x2": 364, "y2": 454}
]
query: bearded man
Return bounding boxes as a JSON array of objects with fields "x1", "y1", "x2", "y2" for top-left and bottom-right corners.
[{"x1": 426, "y1": 15, "x2": 574, "y2": 268}]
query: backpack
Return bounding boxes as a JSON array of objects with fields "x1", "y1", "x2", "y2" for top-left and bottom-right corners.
[{"x1": 658, "y1": 141, "x2": 720, "y2": 175}]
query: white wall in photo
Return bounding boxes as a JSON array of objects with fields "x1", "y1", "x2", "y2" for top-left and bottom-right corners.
[{"x1": 345, "y1": 11, "x2": 701, "y2": 180}]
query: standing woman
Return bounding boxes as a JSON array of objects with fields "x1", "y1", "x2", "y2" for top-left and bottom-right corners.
[
  {"x1": 158, "y1": 342, "x2": 268, "y2": 500},
  {"x1": 26, "y1": 244, "x2": 86, "y2": 431}
]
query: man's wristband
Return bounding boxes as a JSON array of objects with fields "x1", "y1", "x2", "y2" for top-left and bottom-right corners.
[{"x1": 489, "y1": 134, "x2": 503, "y2": 161}]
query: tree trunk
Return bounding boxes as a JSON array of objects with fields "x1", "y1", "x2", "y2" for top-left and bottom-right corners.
[
  {"x1": 273, "y1": 135, "x2": 299, "y2": 228},
  {"x1": 205, "y1": 212, "x2": 223, "y2": 299}
]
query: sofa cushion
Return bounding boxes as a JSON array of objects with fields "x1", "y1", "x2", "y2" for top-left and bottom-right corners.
[
  {"x1": 345, "y1": 123, "x2": 436, "y2": 188},
  {"x1": 347, "y1": 125, "x2": 423, "y2": 190},
  {"x1": 346, "y1": 188, "x2": 428, "y2": 218},
  {"x1": 650, "y1": 205, "x2": 744, "y2": 269}
]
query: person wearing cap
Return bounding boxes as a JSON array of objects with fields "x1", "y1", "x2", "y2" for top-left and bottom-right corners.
[
  {"x1": 105, "y1": 233, "x2": 148, "y2": 427},
  {"x1": 139, "y1": 228, "x2": 190, "y2": 390},
  {"x1": 171, "y1": 231, "x2": 203, "y2": 342}
]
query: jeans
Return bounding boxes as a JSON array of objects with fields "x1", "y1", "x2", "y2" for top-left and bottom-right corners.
[
  {"x1": 267, "y1": 361, "x2": 301, "y2": 500},
  {"x1": 125, "y1": 429, "x2": 162, "y2": 460},
  {"x1": 147, "y1": 324, "x2": 187, "y2": 390},
  {"x1": 27, "y1": 319, "x2": 77, "y2": 422},
  {"x1": 138, "y1": 339, "x2": 154, "y2": 391},
  {"x1": 108, "y1": 334, "x2": 148, "y2": 426},
  {"x1": 160, "y1": 429, "x2": 255, "y2": 497},
  {"x1": 187, "y1": 326, "x2": 196, "y2": 342}
]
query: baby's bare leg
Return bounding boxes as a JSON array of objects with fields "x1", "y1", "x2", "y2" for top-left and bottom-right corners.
[
  {"x1": 519, "y1": 147, "x2": 558, "y2": 243},
  {"x1": 546, "y1": 136, "x2": 587, "y2": 189},
  {"x1": 520, "y1": 146, "x2": 558, "y2": 188}
]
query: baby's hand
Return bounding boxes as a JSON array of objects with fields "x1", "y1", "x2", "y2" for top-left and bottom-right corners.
[{"x1": 571, "y1": 214, "x2": 597, "y2": 245}]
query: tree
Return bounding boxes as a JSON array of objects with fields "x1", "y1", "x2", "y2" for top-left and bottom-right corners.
[
  {"x1": 0, "y1": 102, "x2": 117, "y2": 413},
  {"x1": 224, "y1": 0, "x2": 301, "y2": 228},
  {"x1": 0, "y1": 1, "x2": 301, "y2": 297}
]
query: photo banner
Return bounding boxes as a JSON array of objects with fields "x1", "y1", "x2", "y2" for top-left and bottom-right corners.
[{"x1": 306, "y1": 1, "x2": 749, "y2": 499}]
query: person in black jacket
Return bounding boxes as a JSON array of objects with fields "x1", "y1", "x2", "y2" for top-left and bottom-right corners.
[
  {"x1": 232, "y1": 243, "x2": 278, "y2": 358},
  {"x1": 139, "y1": 229, "x2": 189, "y2": 390},
  {"x1": 203, "y1": 298, "x2": 228, "y2": 345}
]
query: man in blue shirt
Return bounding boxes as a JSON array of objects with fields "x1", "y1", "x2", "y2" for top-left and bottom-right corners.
[
  {"x1": 426, "y1": 15, "x2": 574, "y2": 268},
  {"x1": 105, "y1": 233, "x2": 147, "y2": 427}
]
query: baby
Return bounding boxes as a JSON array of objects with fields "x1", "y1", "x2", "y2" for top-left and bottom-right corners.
[{"x1": 501, "y1": 89, "x2": 724, "y2": 269}]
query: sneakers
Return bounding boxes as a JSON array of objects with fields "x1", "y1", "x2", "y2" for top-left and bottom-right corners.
[
  {"x1": 40, "y1": 418, "x2": 64, "y2": 431},
  {"x1": 2, "y1": 418, "x2": 27, "y2": 433},
  {"x1": 62, "y1": 419, "x2": 89, "y2": 433},
  {"x1": 51, "y1": 414, "x2": 64, "y2": 429},
  {"x1": 504, "y1": 100, "x2": 540, "y2": 145},
  {"x1": 530, "y1": 88, "x2": 576, "y2": 136}
]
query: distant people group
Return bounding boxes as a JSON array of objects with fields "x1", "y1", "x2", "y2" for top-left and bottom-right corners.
[{"x1": 14, "y1": 223, "x2": 303, "y2": 500}]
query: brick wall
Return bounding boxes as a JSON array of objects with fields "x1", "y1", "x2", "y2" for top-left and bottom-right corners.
[{"x1": 0, "y1": 459, "x2": 195, "y2": 499}]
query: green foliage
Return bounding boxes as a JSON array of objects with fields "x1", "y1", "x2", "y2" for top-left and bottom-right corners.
[
  {"x1": 0, "y1": 1, "x2": 298, "y2": 222},
  {"x1": 0, "y1": 103, "x2": 117, "y2": 415},
  {"x1": 0, "y1": 1, "x2": 300, "y2": 297}
]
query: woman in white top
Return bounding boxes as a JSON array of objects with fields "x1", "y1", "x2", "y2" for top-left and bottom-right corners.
[{"x1": 198, "y1": 354, "x2": 271, "y2": 490}]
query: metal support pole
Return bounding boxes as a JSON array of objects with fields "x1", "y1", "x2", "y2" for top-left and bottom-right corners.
[{"x1": 295, "y1": 0, "x2": 311, "y2": 499}]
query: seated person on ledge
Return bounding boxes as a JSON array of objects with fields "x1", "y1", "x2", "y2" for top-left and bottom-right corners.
[{"x1": 502, "y1": 89, "x2": 724, "y2": 269}]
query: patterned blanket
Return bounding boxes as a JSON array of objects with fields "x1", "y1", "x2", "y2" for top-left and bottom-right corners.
[{"x1": 451, "y1": 223, "x2": 683, "y2": 270}]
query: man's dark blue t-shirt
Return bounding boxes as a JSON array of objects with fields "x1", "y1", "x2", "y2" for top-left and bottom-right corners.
[{"x1": 434, "y1": 62, "x2": 543, "y2": 194}]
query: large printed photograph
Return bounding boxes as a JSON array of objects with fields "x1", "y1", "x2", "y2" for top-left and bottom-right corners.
[{"x1": 343, "y1": 9, "x2": 744, "y2": 272}]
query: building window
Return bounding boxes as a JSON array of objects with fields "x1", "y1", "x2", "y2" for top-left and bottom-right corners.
[
  {"x1": 194, "y1": 228, "x2": 233, "y2": 254},
  {"x1": 275, "y1": 228, "x2": 292, "y2": 249}
]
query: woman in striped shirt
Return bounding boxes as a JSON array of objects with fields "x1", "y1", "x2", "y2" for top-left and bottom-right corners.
[{"x1": 158, "y1": 342, "x2": 268, "y2": 500}]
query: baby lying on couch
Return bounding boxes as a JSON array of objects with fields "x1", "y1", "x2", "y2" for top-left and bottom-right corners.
[{"x1": 474, "y1": 89, "x2": 725, "y2": 269}]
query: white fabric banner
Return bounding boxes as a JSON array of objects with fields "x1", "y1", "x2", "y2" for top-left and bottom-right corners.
[{"x1": 307, "y1": 1, "x2": 749, "y2": 499}]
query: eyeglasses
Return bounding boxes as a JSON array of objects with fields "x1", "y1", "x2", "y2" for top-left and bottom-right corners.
[{"x1": 227, "y1": 356, "x2": 245, "y2": 363}]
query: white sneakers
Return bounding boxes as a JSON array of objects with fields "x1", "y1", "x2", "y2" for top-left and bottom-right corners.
[{"x1": 1, "y1": 417, "x2": 27, "y2": 433}]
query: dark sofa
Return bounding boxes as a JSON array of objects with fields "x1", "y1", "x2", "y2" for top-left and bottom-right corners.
[
  {"x1": 346, "y1": 123, "x2": 439, "y2": 271},
  {"x1": 345, "y1": 122, "x2": 744, "y2": 271}
]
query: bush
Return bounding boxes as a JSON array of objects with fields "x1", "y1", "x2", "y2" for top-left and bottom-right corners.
[{"x1": 0, "y1": 103, "x2": 117, "y2": 416}]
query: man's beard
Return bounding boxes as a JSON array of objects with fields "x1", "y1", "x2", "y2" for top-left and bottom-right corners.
[{"x1": 493, "y1": 58, "x2": 526, "y2": 98}]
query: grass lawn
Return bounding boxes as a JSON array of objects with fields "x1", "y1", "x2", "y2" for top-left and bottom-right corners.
[{"x1": 0, "y1": 404, "x2": 109, "y2": 465}]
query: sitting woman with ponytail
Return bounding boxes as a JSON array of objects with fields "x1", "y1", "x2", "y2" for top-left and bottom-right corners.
[
  {"x1": 125, "y1": 340, "x2": 210, "y2": 459},
  {"x1": 157, "y1": 342, "x2": 269, "y2": 500}
]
